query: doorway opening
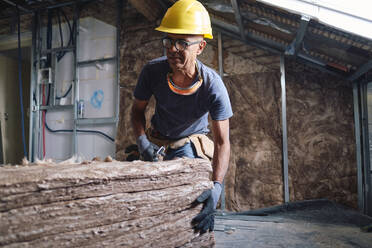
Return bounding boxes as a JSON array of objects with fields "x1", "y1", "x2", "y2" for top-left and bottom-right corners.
[{"x1": 0, "y1": 40, "x2": 31, "y2": 165}]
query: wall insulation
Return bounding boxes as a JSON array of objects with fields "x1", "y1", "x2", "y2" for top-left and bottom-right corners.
[{"x1": 0, "y1": 158, "x2": 215, "y2": 247}]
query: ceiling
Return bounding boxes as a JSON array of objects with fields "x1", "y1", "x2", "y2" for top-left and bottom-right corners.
[
  {"x1": 0, "y1": 0, "x2": 75, "y2": 17},
  {"x1": 130, "y1": 0, "x2": 372, "y2": 81},
  {"x1": 1, "y1": 0, "x2": 371, "y2": 82}
]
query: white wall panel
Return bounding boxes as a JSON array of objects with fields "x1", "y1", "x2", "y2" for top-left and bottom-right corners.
[
  {"x1": 77, "y1": 125, "x2": 115, "y2": 160},
  {"x1": 43, "y1": 17, "x2": 117, "y2": 161},
  {"x1": 44, "y1": 117, "x2": 74, "y2": 161},
  {"x1": 79, "y1": 79, "x2": 115, "y2": 119}
]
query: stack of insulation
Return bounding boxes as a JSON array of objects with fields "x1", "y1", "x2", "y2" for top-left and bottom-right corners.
[{"x1": 0, "y1": 158, "x2": 214, "y2": 247}]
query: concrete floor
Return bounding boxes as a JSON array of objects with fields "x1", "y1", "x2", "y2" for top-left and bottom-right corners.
[{"x1": 214, "y1": 200, "x2": 372, "y2": 248}]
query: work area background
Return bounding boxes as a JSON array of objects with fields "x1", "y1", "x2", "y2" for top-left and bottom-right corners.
[{"x1": 114, "y1": 3, "x2": 356, "y2": 211}]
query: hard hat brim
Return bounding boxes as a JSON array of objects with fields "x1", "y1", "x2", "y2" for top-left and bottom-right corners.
[{"x1": 155, "y1": 26, "x2": 213, "y2": 39}]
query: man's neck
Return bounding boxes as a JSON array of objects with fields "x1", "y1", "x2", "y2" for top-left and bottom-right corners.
[{"x1": 171, "y1": 61, "x2": 197, "y2": 88}]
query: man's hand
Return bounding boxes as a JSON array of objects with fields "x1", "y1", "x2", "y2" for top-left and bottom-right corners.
[
  {"x1": 136, "y1": 134, "x2": 165, "y2": 161},
  {"x1": 192, "y1": 182, "x2": 222, "y2": 233}
]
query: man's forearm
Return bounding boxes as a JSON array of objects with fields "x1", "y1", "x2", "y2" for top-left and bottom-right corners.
[
  {"x1": 131, "y1": 100, "x2": 148, "y2": 138},
  {"x1": 212, "y1": 141, "x2": 230, "y2": 183},
  {"x1": 131, "y1": 113, "x2": 146, "y2": 138}
]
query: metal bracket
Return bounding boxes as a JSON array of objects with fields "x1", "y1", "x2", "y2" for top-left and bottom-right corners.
[
  {"x1": 348, "y1": 60, "x2": 372, "y2": 82},
  {"x1": 231, "y1": 0, "x2": 246, "y2": 41},
  {"x1": 32, "y1": 105, "x2": 39, "y2": 112},
  {"x1": 37, "y1": 67, "x2": 52, "y2": 84},
  {"x1": 285, "y1": 15, "x2": 310, "y2": 56}
]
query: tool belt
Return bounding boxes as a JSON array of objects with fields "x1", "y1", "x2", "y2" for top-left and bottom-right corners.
[{"x1": 146, "y1": 127, "x2": 214, "y2": 161}]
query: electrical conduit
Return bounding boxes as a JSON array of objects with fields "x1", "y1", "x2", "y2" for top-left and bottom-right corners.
[{"x1": 17, "y1": 6, "x2": 27, "y2": 158}]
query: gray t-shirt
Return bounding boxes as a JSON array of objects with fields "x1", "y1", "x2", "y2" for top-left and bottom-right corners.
[{"x1": 134, "y1": 56, "x2": 233, "y2": 139}]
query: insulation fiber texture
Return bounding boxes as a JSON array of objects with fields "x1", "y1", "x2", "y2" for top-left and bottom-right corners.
[{"x1": 0, "y1": 158, "x2": 215, "y2": 247}]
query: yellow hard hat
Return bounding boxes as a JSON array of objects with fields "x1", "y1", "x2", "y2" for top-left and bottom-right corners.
[{"x1": 155, "y1": 0, "x2": 213, "y2": 39}]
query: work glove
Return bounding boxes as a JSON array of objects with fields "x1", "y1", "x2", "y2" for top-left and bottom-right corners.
[
  {"x1": 124, "y1": 144, "x2": 140, "y2": 161},
  {"x1": 136, "y1": 134, "x2": 165, "y2": 162},
  {"x1": 192, "y1": 181, "x2": 222, "y2": 234}
]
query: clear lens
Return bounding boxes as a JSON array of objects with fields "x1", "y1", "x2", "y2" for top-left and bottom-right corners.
[
  {"x1": 162, "y1": 38, "x2": 193, "y2": 51},
  {"x1": 162, "y1": 38, "x2": 186, "y2": 51},
  {"x1": 175, "y1": 40, "x2": 187, "y2": 51}
]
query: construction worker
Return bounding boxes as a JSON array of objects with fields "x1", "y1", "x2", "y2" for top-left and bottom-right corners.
[{"x1": 131, "y1": 0, "x2": 233, "y2": 233}]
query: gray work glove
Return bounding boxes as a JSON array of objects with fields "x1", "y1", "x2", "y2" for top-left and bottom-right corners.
[
  {"x1": 136, "y1": 134, "x2": 165, "y2": 162},
  {"x1": 192, "y1": 181, "x2": 222, "y2": 233}
]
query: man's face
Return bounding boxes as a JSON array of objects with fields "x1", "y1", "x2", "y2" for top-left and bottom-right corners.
[{"x1": 164, "y1": 33, "x2": 206, "y2": 71}]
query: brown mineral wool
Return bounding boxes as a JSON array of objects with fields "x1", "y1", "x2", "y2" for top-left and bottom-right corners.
[
  {"x1": 0, "y1": 158, "x2": 214, "y2": 247},
  {"x1": 104, "y1": 156, "x2": 113, "y2": 162},
  {"x1": 223, "y1": 72, "x2": 283, "y2": 211},
  {"x1": 21, "y1": 157, "x2": 29, "y2": 166},
  {"x1": 285, "y1": 60, "x2": 356, "y2": 209},
  {"x1": 223, "y1": 63, "x2": 356, "y2": 211},
  {"x1": 92, "y1": 156, "x2": 102, "y2": 162}
]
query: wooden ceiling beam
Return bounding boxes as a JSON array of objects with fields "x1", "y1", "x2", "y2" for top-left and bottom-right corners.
[{"x1": 1, "y1": 0, "x2": 30, "y2": 12}]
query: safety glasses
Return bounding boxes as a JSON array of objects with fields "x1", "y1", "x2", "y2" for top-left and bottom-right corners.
[{"x1": 162, "y1": 37, "x2": 201, "y2": 51}]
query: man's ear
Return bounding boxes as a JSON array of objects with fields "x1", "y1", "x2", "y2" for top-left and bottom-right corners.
[{"x1": 196, "y1": 40, "x2": 207, "y2": 55}]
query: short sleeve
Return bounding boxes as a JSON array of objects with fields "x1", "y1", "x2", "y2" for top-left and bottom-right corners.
[{"x1": 209, "y1": 77, "x2": 233, "y2": 121}]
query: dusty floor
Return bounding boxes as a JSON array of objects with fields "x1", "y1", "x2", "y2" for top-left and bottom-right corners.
[{"x1": 214, "y1": 200, "x2": 372, "y2": 248}]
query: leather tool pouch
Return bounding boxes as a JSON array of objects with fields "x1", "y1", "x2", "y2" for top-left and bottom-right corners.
[{"x1": 146, "y1": 127, "x2": 214, "y2": 161}]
